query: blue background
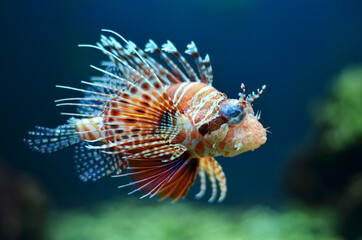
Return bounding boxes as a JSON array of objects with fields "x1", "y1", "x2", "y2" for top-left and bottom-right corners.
[{"x1": 1, "y1": 0, "x2": 361, "y2": 208}]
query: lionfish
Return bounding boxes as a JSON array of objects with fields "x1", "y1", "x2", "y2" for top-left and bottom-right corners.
[{"x1": 25, "y1": 30, "x2": 267, "y2": 203}]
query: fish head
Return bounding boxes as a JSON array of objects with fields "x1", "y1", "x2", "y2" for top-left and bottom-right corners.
[
  {"x1": 221, "y1": 99, "x2": 267, "y2": 157},
  {"x1": 213, "y1": 84, "x2": 267, "y2": 157}
]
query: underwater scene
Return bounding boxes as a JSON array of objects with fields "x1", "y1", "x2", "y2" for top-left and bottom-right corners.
[{"x1": 1, "y1": 0, "x2": 362, "y2": 239}]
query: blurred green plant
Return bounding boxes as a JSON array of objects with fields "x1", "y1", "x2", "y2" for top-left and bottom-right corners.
[
  {"x1": 286, "y1": 64, "x2": 362, "y2": 239},
  {"x1": 316, "y1": 65, "x2": 362, "y2": 151},
  {"x1": 46, "y1": 199, "x2": 341, "y2": 240}
]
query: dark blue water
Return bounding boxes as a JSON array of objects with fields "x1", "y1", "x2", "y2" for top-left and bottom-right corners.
[{"x1": 1, "y1": 0, "x2": 361, "y2": 208}]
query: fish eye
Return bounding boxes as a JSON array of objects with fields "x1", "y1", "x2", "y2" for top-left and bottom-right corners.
[{"x1": 220, "y1": 100, "x2": 245, "y2": 125}]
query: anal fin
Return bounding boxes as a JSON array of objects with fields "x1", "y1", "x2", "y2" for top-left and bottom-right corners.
[{"x1": 75, "y1": 143, "x2": 128, "y2": 182}]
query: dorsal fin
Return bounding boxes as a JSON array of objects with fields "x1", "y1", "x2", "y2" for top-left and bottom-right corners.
[
  {"x1": 59, "y1": 32, "x2": 189, "y2": 161},
  {"x1": 162, "y1": 40, "x2": 199, "y2": 82},
  {"x1": 87, "y1": 30, "x2": 214, "y2": 88}
]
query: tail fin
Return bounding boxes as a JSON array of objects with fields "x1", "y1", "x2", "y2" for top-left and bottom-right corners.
[{"x1": 25, "y1": 118, "x2": 81, "y2": 153}]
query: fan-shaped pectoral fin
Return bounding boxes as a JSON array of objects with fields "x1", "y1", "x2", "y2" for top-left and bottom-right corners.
[{"x1": 119, "y1": 152, "x2": 199, "y2": 202}]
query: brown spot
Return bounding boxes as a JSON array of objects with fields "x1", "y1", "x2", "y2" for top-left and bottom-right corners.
[
  {"x1": 108, "y1": 117, "x2": 115, "y2": 122},
  {"x1": 132, "y1": 128, "x2": 141, "y2": 132},
  {"x1": 121, "y1": 135, "x2": 129, "y2": 139},
  {"x1": 162, "y1": 92, "x2": 169, "y2": 100},
  {"x1": 153, "y1": 82, "x2": 161, "y2": 89},
  {"x1": 136, "y1": 109, "x2": 145, "y2": 114},
  {"x1": 111, "y1": 102, "x2": 119, "y2": 108},
  {"x1": 141, "y1": 82, "x2": 150, "y2": 90},
  {"x1": 174, "y1": 52, "x2": 181, "y2": 58},
  {"x1": 111, "y1": 109, "x2": 121, "y2": 116},
  {"x1": 154, "y1": 48, "x2": 161, "y2": 54},
  {"x1": 125, "y1": 119, "x2": 136, "y2": 123},
  {"x1": 123, "y1": 93, "x2": 130, "y2": 99},
  {"x1": 141, "y1": 101, "x2": 151, "y2": 107},
  {"x1": 130, "y1": 87, "x2": 138, "y2": 94},
  {"x1": 198, "y1": 123, "x2": 209, "y2": 136},
  {"x1": 109, "y1": 124, "x2": 119, "y2": 129},
  {"x1": 191, "y1": 52, "x2": 197, "y2": 58},
  {"x1": 115, "y1": 129, "x2": 123, "y2": 134},
  {"x1": 131, "y1": 135, "x2": 138, "y2": 138},
  {"x1": 142, "y1": 94, "x2": 151, "y2": 101}
]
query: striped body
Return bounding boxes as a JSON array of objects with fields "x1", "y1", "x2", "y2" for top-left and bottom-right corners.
[
  {"x1": 75, "y1": 117, "x2": 103, "y2": 141},
  {"x1": 168, "y1": 82, "x2": 226, "y2": 157},
  {"x1": 26, "y1": 30, "x2": 267, "y2": 203},
  {"x1": 75, "y1": 81, "x2": 266, "y2": 159}
]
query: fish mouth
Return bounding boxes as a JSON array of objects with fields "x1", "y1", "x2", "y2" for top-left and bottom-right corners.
[
  {"x1": 235, "y1": 114, "x2": 267, "y2": 153},
  {"x1": 257, "y1": 131, "x2": 267, "y2": 147}
]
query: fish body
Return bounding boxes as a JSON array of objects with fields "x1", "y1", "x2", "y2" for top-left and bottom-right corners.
[{"x1": 25, "y1": 30, "x2": 267, "y2": 203}]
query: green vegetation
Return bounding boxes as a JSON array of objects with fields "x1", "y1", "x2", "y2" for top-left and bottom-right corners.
[
  {"x1": 317, "y1": 65, "x2": 362, "y2": 151},
  {"x1": 46, "y1": 198, "x2": 341, "y2": 240}
]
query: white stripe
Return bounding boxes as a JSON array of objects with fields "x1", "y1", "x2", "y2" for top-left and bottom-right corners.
[
  {"x1": 197, "y1": 95, "x2": 225, "y2": 127},
  {"x1": 187, "y1": 85, "x2": 213, "y2": 107},
  {"x1": 75, "y1": 117, "x2": 104, "y2": 141},
  {"x1": 172, "y1": 82, "x2": 188, "y2": 104},
  {"x1": 174, "y1": 82, "x2": 196, "y2": 107},
  {"x1": 191, "y1": 91, "x2": 219, "y2": 123}
]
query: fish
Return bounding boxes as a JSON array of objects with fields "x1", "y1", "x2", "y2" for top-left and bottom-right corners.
[{"x1": 25, "y1": 29, "x2": 267, "y2": 203}]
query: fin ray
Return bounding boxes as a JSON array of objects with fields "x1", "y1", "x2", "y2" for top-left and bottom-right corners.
[
  {"x1": 74, "y1": 143, "x2": 128, "y2": 182},
  {"x1": 125, "y1": 152, "x2": 199, "y2": 201}
]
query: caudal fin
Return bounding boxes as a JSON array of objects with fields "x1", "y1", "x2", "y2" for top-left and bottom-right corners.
[{"x1": 25, "y1": 118, "x2": 80, "y2": 153}]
